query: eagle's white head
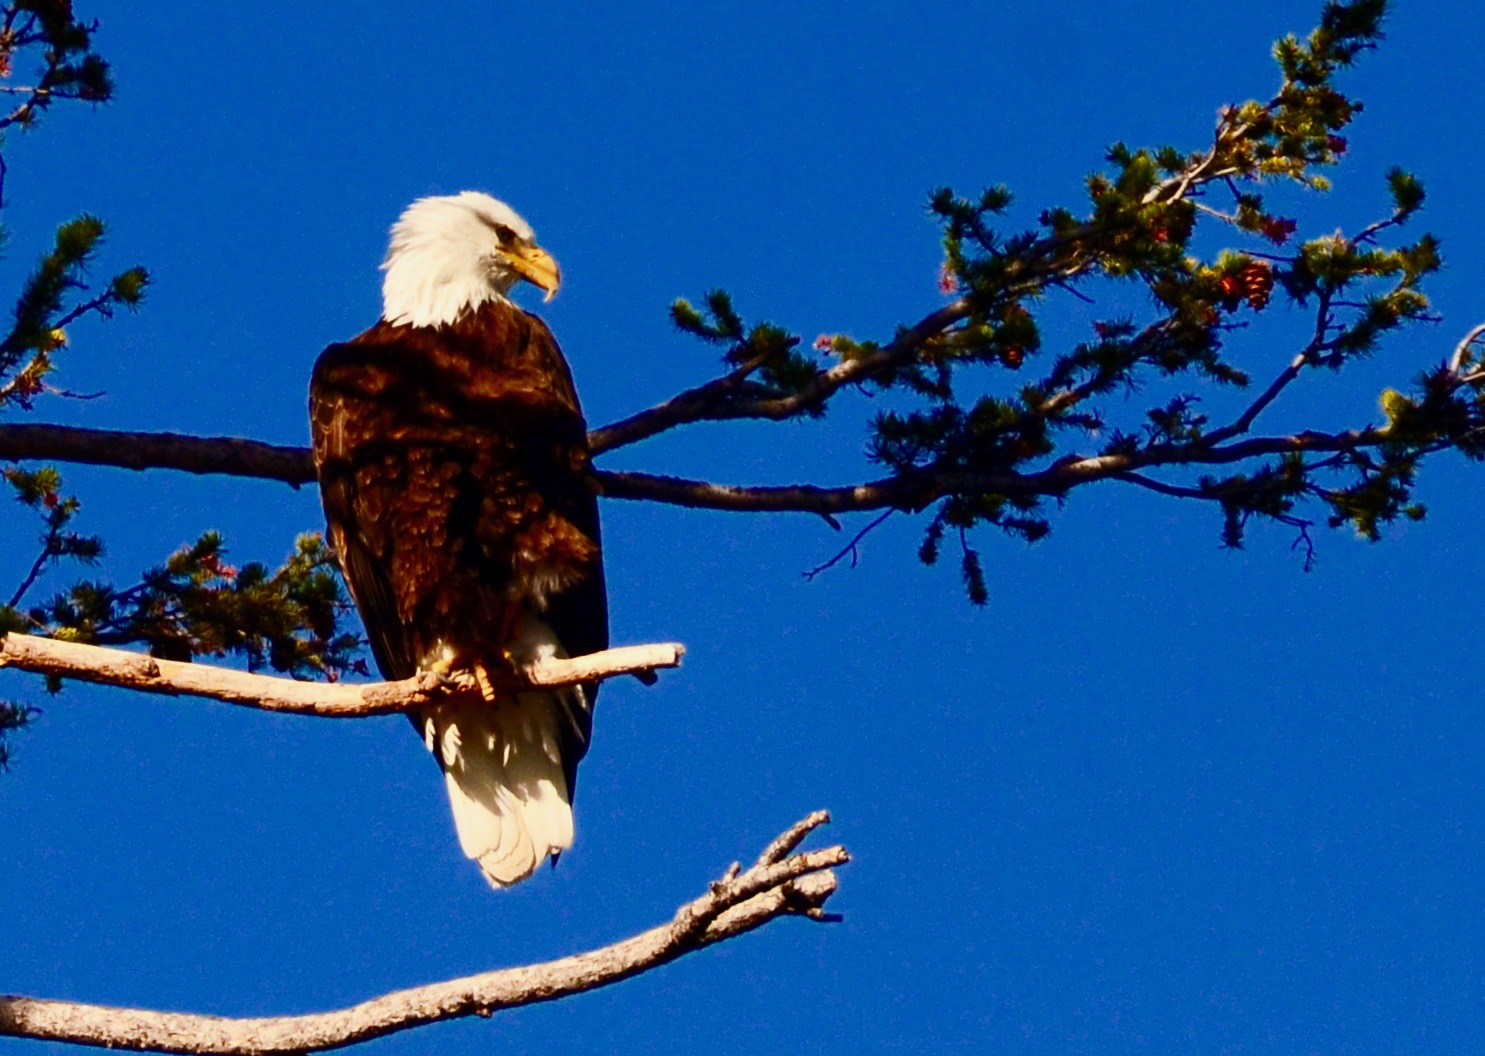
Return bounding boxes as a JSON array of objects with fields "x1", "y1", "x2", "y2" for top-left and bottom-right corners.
[{"x1": 380, "y1": 191, "x2": 562, "y2": 329}]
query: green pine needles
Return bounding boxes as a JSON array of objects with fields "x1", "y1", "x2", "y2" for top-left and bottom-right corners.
[
  {"x1": 0, "y1": 0, "x2": 1481, "y2": 775},
  {"x1": 0, "y1": 3, "x2": 364, "y2": 766},
  {"x1": 669, "y1": 0, "x2": 1481, "y2": 602}
]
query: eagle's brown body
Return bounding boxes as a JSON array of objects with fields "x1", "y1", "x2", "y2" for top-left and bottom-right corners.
[{"x1": 309, "y1": 298, "x2": 607, "y2": 884}]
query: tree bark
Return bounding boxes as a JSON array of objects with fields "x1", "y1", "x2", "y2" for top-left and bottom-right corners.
[
  {"x1": 0, "y1": 634, "x2": 683, "y2": 717},
  {"x1": 0, "y1": 813, "x2": 846, "y2": 1055}
]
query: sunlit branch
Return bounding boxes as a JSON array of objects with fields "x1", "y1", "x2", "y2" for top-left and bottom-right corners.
[
  {"x1": 1449, "y1": 322, "x2": 1485, "y2": 375},
  {"x1": 0, "y1": 634, "x2": 684, "y2": 717},
  {"x1": 589, "y1": 299, "x2": 974, "y2": 454},
  {"x1": 0, "y1": 813, "x2": 847, "y2": 1056},
  {"x1": 588, "y1": 126, "x2": 1268, "y2": 458}
]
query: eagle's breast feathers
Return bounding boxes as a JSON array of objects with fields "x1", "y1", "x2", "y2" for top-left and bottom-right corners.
[{"x1": 312, "y1": 303, "x2": 605, "y2": 659}]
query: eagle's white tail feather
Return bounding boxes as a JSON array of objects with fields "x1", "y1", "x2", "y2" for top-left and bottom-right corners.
[
  {"x1": 421, "y1": 616, "x2": 578, "y2": 888},
  {"x1": 427, "y1": 691, "x2": 574, "y2": 887}
]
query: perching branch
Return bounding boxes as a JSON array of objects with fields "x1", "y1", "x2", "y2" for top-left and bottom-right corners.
[
  {"x1": 0, "y1": 633, "x2": 683, "y2": 717},
  {"x1": 0, "y1": 812, "x2": 847, "y2": 1055}
]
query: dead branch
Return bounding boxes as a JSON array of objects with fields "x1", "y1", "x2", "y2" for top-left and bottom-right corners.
[
  {"x1": 0, "y1": 634, "x2": 683, "y2": 717},
  {"x1": 0, "y1": 423, "x2": 316, "y2": 483},
  {"x1": 0, "y1": 813, "x2": 846, "y2": 1055}
]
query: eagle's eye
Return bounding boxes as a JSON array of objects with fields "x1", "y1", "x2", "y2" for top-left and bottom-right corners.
[{"x1": 481, "y1": 216, "x2": 518, "y2": 245}]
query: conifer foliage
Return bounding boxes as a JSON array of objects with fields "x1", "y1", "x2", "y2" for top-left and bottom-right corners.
[
  {"x1": 670, "y1": 0, "x2": 1480, "y2": 602},
  {"x1": 1, "y1": 0, "x2": 1483, "y2": 769},
  {"x1": 0, "y1": 2, "x2": 360, "y2": 767}
]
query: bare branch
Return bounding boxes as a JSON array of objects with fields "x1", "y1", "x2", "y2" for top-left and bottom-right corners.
[
  {"x1": 1, "y1": 323, "x2": 1482, "y2": 522},
  {"x1": 0, "y1": 423, "x2": 315, "y2": 484},
  {"x1": 1450, "y1": 322, "x2": 1485, "y2": 374},
  {"x1": 0, "y1": 634, "x2": 684, "y2": 717},
  {"x1": 596, "y1": 468, "x2": 930, "y2": 514},
  {"x1": 1206, "y1": 290, "x2": 1333, "y2": 445},
  {"x1": 0, "y1": 815, "x2": 847, "y2": 1055},
  {"x1": 753, "y1": 809, "x2": 832, "y2": 867}
]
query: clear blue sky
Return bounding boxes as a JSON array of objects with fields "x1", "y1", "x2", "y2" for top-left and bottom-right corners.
[{"x1": 5, "y1": 1, "x2": 1485, "y2": 1053}]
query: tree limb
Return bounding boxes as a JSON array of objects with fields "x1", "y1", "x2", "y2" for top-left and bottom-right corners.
[
  {"x1": 1205, "y1": 290, "x2": 1334, "y2": 445},
  {"x1": 0, "y1": 813, "x2": 847, "y2": 1055},
  {"x1": 587, "y1": 299, "x2": 974, "y2": 454},
  {"x1": 0, "y1": 633, "x2": 684, "y2": 717},
  {"x1": 595, "y1": 468, "x2": 933, "y2": 513},
  {"x1": 0, "y1": 423, "x2": 315, "y2": 484},
  {"x1": 0, "y1": 419, "x2": 1459, "y2": 516}
]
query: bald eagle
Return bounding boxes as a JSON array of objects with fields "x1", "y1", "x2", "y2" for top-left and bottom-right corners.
[{"x1": 309, "y1": 192, "x2": 607, "y2": 887}]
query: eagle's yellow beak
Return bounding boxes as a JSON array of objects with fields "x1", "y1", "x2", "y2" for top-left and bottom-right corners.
[{"x1": 500, "y1": 243, "x2": 562, "y2": 302}]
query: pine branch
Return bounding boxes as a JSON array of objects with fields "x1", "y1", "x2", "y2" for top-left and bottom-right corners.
[
  {"x1": 0, "y1": 813, "x2": 846, "y2": 1055},
  {"x1": 0, "y1": 634, "x2": 684, "y2": 717},
  {"x1": 0, "y1": 424, "x2": 314, "y2": 483},
  {"x1": 0, "y1": 411, "x2": 1476, "y2": 518},
  {"x1": 597, "y1": 468, "x2": 932, "y2": 513},
  {"x1": 1205, "y1": 290, "x2": 1335, "y2": 444},
  {"x1": 588, "y1": 300, "x2": 974, "y2": 453}
]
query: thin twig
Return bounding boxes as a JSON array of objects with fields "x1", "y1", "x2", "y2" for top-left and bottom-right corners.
[
  {"x1": 53, "y1": 290, "x2": 121, "y2": 330},
  {"x1": 7, "y1": 540, "x2": 51, "y2": 608},
  {"x1": 802, "y1": 510, "x2": 894, "y2": 580},
  {"x1": 40, "y1": 384, "x2": 105, "y2": 401},
  {"x1": 1111, "y1": 472, "x2": 1208, "y2": 500},
  {"x1": 1289, "y1": 518, "x2": 1318, "y2": 571},
  {"x1": 1205, "y1": 289, "x2": 1333, "y2": 445}
]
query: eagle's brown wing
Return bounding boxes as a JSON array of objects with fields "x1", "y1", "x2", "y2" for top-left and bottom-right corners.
[
  {"x1": 308, "y1": 305, "x2": 607, "y2": 787},
  {"x1": 309, "y1": 340, "x2": 419, "y2": 682}
]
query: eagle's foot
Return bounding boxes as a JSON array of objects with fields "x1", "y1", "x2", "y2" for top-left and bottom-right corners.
[
  {"x1": 418, "y1": 653, "x2": 463, "y2": 695},
  {"x1": 431, "y1": 670, "x2": 465, "y2": 691}
]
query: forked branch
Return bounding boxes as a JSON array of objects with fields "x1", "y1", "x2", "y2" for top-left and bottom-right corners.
[
  {"x1": 0, "y1": 633, "x2": 684, "y2": 717},
  {"x1": 0, "y1": 812, "x2": 847, "y2": 1055}
]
